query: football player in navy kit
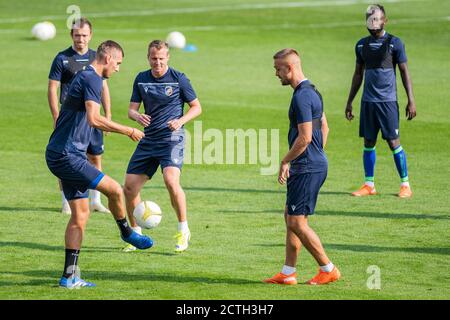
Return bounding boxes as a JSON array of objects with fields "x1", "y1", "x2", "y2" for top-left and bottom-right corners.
[
  {"x1": 345, "y1": 4, "x2": 416, "y2": 198},
  {"x1": 48, "y1": 17, "x2": 111, "y2": 214},
  {"x1": 122, "y1": 40, "x2": 202, "y2": 253}
]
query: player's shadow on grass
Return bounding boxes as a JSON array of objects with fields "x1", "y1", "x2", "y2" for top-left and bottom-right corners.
[
  {"x1": 145, "y1": 185, "x2": 284, "y2": 194},
  {"x1": 324, "y1": 243, "x2": 450, "y2": 256},
  {"x1": 91, "y1": 272, "x2": 260, "y2": 285},
  {"x1": 0, "y1": 270, "x2": 69, "y2": 288},
  {"x1": 145, "y1": 185, "x2": 349, "y2": 196},
  {"x1": 0, "y1": 270, "x2": 259, "y2": 286},
  {"x1": 316, "y1": 210, "x2": 450, "y2": 220},
  {"x1": 0, "y1": 206, "x2": 60, "y2": 213},
  {"x1": 0, "y1": 241, "x2": 63, "y2": 251},
  {"x1": 219, "y1": 209, "x2": 283, "y2": 214},
  {"x1": 257, "y1": 243, "x2": 450, "y2": 256},
  {"x1": 0, "y1": 270, "x2": 60, "y2": 287},
  {"x1": 223, "y1": 209, "x2": 449, "y2": 220},
  {"x1": 0, "y1": 241, "x2": 121, "y2": 253},
  {"x1": 0, "y1": 241, "x2": 180, "y2": 255}
]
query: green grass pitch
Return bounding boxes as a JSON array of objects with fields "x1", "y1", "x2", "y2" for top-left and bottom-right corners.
[{"x1": 0, "y1": 0, "x2": 449, "y2": 299}]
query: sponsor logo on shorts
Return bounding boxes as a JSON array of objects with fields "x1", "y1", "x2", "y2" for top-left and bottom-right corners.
[{"x1": 291, "y1": 205, "x2": 296, "y2": 212}]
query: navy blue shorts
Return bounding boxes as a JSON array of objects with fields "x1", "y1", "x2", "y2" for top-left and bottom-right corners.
[
  {"x1": 87, "y1": 128, "x2": 104, "y2": 155},
  {"x1": 286, "y1": 170, "x2": 327, "y2": 216},
  {"x1": 46, "y1": 149, "x2": 104, "y2": 200},
  {"x1": 126, "y1": 136, "x2": 184, "y2": 179},
  {"x1": 359, "y1": 101, "x2": 399, "y2": 141}
]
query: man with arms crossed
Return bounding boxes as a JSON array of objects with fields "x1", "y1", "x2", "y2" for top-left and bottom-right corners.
[
  {"x1": 123, "y1": 40, "x2": 202, "y2": 253},
  {"x1": 263, "y1": 48, "x2": 340, "y2": 285},
  {"x1": 46, "y1": 41, "x2": 153, "y2": 289},
  {"x1": 48, "y1": 17, "x2": 110, "y2": 214}
]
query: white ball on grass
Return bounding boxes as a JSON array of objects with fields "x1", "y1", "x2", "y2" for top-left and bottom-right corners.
[
  {"x1": 166, "y1": 31, "x2": 186, "y2": 49},
  {"x1": 31, "y1": 21, "x2": 56, "y2": 41}
]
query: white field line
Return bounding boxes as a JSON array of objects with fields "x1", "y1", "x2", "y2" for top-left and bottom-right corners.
[
  {"x1": 1, "y1": 15, "x2": 447, "y2": 34},
  {"x1": 0, "y1": 0, "x2": 413, "y2": 24},
  {"x1": 92, "y1": 16, "x2": 450, "y2": 33}
]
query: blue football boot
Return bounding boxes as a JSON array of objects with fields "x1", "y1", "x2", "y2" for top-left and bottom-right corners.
[
  {"x1": 121, "y1": 230, "x2": 153, "y2": 249},
  {"x1": 59, "y1": 276, "x2": 96, "y2": 289}
]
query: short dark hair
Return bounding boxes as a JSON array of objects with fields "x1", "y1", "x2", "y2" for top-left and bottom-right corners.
[
  {"x1": 273, "y1": 48, "x2": 299, "y2": 60},
  {"x1": 70, "y1": 17, "x2": 92, "y2": 34},
  {"x1": 148, "y1": 40, "x2": 169, "y2": 54},
  {"x1": 96, "y1": 40, "x2": 124, "y2": 61}
]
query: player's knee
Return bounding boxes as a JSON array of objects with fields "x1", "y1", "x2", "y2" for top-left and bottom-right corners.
[
  {"x1": 68, "y1": 215, "x2": 88, "y2": 230},
  {"x1": 123, "y1": 183, "x2": 137, "y2": 198},
  {"x1": 286, "y1": 218, "x2": 299, "y2": 232},
  {"x1": 107, "y1": 182, "x2": 123, "y2": 201},
  {"x1": 164, "y1": 177, "x2": 180, "y2": 193},
  {"x1": 387, "y1": 139, "x2": 400, "y2": 150},
  {"x1": 364, "y1": 139, "x2": 377, "y2": 148},
  {"x1": 287, "y1": 217, "x2": 308, "y2": 235},
  {"x1": 70, "y1": 222, "x2": 86, "y2": 231}
]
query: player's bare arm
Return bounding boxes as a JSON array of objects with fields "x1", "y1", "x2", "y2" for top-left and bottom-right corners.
[
  {"x1": 321, "y1": 112, "x2": 329, "y2": 148},
  {"x1": 101, "y1": 80, "x2": 112, "y2": 120},
  {"x1": 398, "y1": 62, "x2": 417, "y2": 120},
  {"x1": 168, "y1": 98, "x2": 202, "y2": 131},
  {"x1": 47, "y1": 79, "x2": 61, "y2": 128},
  {"x1": 86, "y1": 100, "x2": 144, "y2": 141},
  {"x1": 345, "y1": 63, "x2": 365, "y2": 121},
  {"x1": 101, "y1": 80, "x2": 112, "y2": 135},
  {"x1": 128, "y1": 102, "x2": 151, "y2": 127},
  {"x1": 278, "y1": 122, "x2": 312, "y2": 185}
]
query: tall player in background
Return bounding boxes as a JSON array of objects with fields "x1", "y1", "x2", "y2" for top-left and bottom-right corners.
[
  {"x1": 48, "y1": 17, "x2": 111, "y2": 214},
  {"x1": 345, "y1": 4, "x2": 416, "y2": 198}
]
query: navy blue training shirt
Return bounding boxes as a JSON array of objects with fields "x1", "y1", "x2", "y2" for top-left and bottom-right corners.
[
  {"x1": 47, "y1": 65, "x2": 103, "y2": 154},
  {"x1": 130, "y1": 67, "x2": 197, "y2": 140},
  {"x1": 49, "y1": 47, "x2": 97, "y2": 104},
  {"x1": 288, "y1": 80, "x2": 327, "y2": 173},
  {"x1": 355, "y1": 32, "x2": 407, "y2": 102}
]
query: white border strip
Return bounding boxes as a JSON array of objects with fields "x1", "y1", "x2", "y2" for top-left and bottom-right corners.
[
  {"x1": 1, "y1": 16, "x2": 447, "y2": 34},
  {"x1": 76, "y1": 16, "x2": 450, "y2": 34},
  {"x1": 0, "y1": 0, "x2": 409, "y2": 24},
  {"x1": 0, "y1": 16, "x2": 450, "y2": 34}
]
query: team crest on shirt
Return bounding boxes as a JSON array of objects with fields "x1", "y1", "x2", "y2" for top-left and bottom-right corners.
[{"x1": 165, "y1": 86, "x2": 173, "y2": 96}]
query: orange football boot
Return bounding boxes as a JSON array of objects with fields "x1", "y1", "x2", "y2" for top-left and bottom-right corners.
[
  {"x1": 263, "y1": 272, "x2": 297, "y2": 285},
  {"x1": 306, "y1": 267, "x2": 341, "y2": 285},
  {"x1": 351, "y1": 184, "x2": 377, "y2": 197},
  {"x1": 398, "y1": 185, "x2": 412, "y2": 198}
]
